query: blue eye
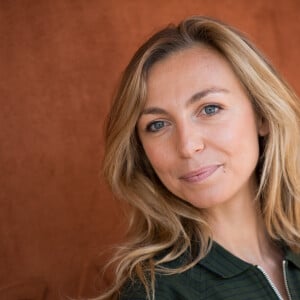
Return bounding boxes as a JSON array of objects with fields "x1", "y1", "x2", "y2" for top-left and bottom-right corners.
[
  {"x1": 202, "y1": 105, "x2": 220, "y2": 115},
  {"x1": 146, "y1": 120, "x2": 166, "y2": 132}
]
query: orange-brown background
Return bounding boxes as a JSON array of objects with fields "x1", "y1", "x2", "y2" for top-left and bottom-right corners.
[{"x1": 0, "y1": 0, "x2": 299, "y2": 299}]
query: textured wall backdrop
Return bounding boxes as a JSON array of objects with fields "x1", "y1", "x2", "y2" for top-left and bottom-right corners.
[{"x1": 0, "y1": 0, "x2": 299, "y2": 299}]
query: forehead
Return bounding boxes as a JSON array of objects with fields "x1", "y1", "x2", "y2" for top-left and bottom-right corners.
[
  {"x1": 147, "y1": 45, "x2": 230, "y2": 80},
  {"x1": 145, "y1": 46, "x2": 242, "y2": 105}
]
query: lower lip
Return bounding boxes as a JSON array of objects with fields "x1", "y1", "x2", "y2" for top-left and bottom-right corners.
[{"x1": 180, "y1": 165, "x2": 221, "y2": 183}]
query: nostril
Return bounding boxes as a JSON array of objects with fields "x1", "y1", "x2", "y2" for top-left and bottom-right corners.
[
  {"x1": 196, "y1": 142, "x2": 205, "y2": 152},
  {"x1": 177, "y1": 139, "x2": 205, "y2": 158}
]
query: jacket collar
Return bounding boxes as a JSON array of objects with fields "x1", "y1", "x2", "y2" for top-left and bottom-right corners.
[
  {"x1": 285, "y1": 247, "x2": 300, "y2": 269},
  {"x1": 198, "y1": 241, "x2": 300, "y2": 278},
  {"x1": 198, "y1": 242, "x2": 252, "y2": 278}
]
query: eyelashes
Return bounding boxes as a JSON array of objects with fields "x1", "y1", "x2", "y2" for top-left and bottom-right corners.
[{"x1": 144, "y1": 104, "x2": 222, "y2": 133}]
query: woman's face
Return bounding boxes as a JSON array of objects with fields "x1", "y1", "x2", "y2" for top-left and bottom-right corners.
[{"x1": 137, "y1": 46, "x2": 268, "y2": 210}]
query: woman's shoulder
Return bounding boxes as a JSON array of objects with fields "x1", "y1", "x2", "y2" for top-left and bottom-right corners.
[
  {"x1": 119, "y1": 255, "x2": 198, "y2": 300},
  {"x1": 119, "y1": 272, "x2": 193, "y2": 300}
]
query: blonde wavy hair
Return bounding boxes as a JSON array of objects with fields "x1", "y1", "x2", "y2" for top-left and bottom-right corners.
[{"x1": 99, "y1": 16, "x2": 300, "y2": 300}]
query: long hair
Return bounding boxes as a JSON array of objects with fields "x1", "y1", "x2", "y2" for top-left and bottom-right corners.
[{"x1": 100, "y1": 16, "x2": 300, "y2": 300}]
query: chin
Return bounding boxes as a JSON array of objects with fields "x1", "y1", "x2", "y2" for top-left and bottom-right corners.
[{"x1": 181, "y1": 190, "x2": 229, "y2": 210}]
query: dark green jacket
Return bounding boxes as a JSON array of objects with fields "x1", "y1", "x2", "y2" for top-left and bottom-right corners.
[{"x1": 121, "y1": 242, "x2": 300, "y2": 300}]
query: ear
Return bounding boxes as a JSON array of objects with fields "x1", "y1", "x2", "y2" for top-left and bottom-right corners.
[{"x1": 257, "y1": 116, "x2": 269, "y2": 136}]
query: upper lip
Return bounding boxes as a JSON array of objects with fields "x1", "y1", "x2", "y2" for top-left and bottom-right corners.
[{"x1": 179, "y1": 164, "x2": 221, "y2": 180}]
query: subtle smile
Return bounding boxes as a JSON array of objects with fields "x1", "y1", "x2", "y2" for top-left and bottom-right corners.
[{"x1": 179, "y1": 165, "x2": 222, "y2": 183}]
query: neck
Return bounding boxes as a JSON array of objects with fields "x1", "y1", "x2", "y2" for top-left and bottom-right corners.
[{"x1": 205, "y1": 187, "x2": 279, "y2": 265}]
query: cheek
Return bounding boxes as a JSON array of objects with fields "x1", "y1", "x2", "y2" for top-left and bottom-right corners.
[
  {"x1": 142, "y1": 140, "x2": 171, "y2": 173},
  {"x1": 221, "y1": 118, "x2": 260, "y2": 167},
  {"x1": 210, "y1": 108, "x2": 259, "y2": 158}
]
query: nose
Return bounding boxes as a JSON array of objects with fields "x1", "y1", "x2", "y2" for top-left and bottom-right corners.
[{"x1": 176, "y1": 124, "x2": 205, "y2": 158}]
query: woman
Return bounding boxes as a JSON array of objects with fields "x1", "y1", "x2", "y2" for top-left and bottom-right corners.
[{"x1": 100, "y1": 16, "x2": 300, "y2": 300}]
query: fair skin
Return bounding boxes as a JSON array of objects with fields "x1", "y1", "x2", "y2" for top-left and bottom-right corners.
[{"x1": 137, "y1": 46, "x2": 288, "y2": 299}]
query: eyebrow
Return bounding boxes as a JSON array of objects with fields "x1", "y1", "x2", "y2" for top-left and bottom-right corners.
[{"x1": 141, "y1": 87, "x2": 229, "y2": 115}]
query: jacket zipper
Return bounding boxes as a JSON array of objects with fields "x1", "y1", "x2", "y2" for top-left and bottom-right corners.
[
  {"x1": 256, "y1": 265, "x2": 284, "y2": 300},
  {"x1": 282, "y1": 260, "x2": 292, "y2": 300}
]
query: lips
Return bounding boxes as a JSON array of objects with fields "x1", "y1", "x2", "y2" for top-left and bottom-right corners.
[{"x1": 179, "y1": 165, "x2": 221, "y2": 183}]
